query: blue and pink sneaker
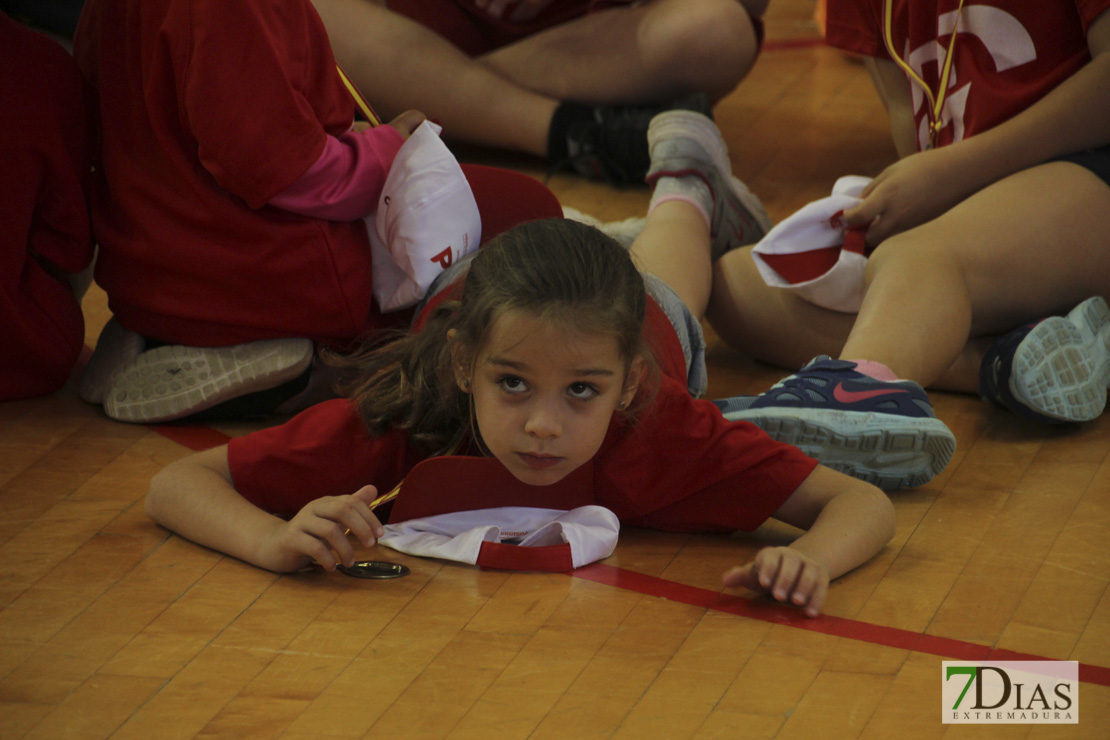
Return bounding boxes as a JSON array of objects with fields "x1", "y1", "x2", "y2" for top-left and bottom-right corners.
[
  {"x1": 713, "y1": 356, "x2": 956, "y2": 490},
  {"x1": 979, "y1": 296, "x2": 1110, "y2": 424}
]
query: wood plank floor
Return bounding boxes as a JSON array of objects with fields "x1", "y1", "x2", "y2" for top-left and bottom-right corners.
[{"x1": 3, "y1": 2, "x2": 1108, "y2": 737}]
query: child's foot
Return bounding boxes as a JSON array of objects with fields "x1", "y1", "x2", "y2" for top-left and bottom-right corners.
[
  {"x1": 552, "y1": 94, "x2": 713, "y2": 186},
  {"x1": 713, "y1": 356, "x2": 956, "y2": 490},
  {"x1": 103, "y1": 338, "x2": 314, "y2": 423},
  {"x1": 646, "y1": 109, "x2": 772, "y2": 260},
  {"x1": 979, "y1": 296, "x2": 1110, "y2": 423},
  {"x1": 79, "y1": 318, "x2": 146, "y2": 404}
]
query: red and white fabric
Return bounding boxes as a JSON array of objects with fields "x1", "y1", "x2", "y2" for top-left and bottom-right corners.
[
  {"x1": 367, "y1": 121, "x2": 482, "y2": 312},
  {"x1": 379, "y1": 505, "x2": 619, "y2": 572},
  {"x1": 750, "y1": 176, "x2": 871, "y2": 313},
  {"x1": 825, "y1": 0, "x2": 1108, "y2": 151},
  {"x1": 376, "y1": 456, "x2": 616, "y2": 572}
]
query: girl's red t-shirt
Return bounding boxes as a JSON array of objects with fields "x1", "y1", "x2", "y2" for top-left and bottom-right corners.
[{"x1": 228, "y1": 292, "x2": 819, "y2": 533}]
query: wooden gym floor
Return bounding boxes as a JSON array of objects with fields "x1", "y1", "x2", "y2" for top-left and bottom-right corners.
[{"x1": 2, "y1": 1, "x2": 1108, "y2": 737}]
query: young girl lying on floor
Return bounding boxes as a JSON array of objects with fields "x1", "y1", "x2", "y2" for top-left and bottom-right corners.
[{"x1": 145, "y1": 112, "x2": 896, "y2": 618}]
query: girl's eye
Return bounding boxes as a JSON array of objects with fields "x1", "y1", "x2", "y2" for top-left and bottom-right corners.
[
  {"x1": 498, "y1": 376, "x2": 528, "y2": 394},
  {"x1": 567, "y1": 382, "x2": 599, "y2": 400}
]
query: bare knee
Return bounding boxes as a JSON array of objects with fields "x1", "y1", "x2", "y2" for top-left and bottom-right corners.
[
  {"x1": 641, "y1": 0, "x2": 761, "y2": 98},
  {"x1": 863, "y1": 230, "x2": 963, "y2": 286}
]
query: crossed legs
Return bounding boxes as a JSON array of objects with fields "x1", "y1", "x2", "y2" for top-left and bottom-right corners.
[{"x1": 311, "y1": 0, "x2": 763, "y2": 157}]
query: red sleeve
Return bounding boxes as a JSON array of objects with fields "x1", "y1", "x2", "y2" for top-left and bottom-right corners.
[
  {"x1": 1077, "y1": 1, "x2": 1110, "y2": 29},
  {"x1": 174, "y1": 0, "x2": 356, "y2": 206},
  {"x1": 593, "y1": 377, "x2": 820, "y2": 534},
  {"x1": 825, "y1": 0, "x2": 887, "y2": 59},
  {"x1": 227, "y1": 399, "x2": 416, "y2": 518}
]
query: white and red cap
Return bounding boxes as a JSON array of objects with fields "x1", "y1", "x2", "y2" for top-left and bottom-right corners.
[
  {"x1": 368, "y1": 120, "x2": 481, "y2": 312},
  {"x1": 378, "y1": 457, "x2": 618, "y2": 572},
  {"x1": 751, "y1": 175, "x2": 871, "y2": 313}
]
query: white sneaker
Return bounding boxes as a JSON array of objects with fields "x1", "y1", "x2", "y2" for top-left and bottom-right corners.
[
  {"x1": 646, "y1": 110, "x2": 771, "y2": 260},
  {"x1": 103, "y1": 338, "x2": 314, "y2": 423},
  {"x1": 979, "y1": 296, "x2": 1110, "y2": 423},
  {"x1": 79, "y1": 318, "x2": 146, "y2": 404}
]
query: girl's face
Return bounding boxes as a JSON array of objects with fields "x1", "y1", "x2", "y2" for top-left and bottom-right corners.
[{"x1": 459, "y1": 309, "x2": 640, "y2": 486}]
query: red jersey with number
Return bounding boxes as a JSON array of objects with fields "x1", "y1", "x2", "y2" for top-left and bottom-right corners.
[{"x1": 826, "y1": 0, "x2": 1110, "y2": 150}]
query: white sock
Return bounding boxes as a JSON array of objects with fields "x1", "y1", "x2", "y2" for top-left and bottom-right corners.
[{"x1": 649, "y1": 175, "x2": 712, "y2": 228}]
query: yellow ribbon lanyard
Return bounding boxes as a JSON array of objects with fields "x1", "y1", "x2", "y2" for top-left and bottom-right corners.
[
  {"x1": 336, "y1": 64, "x2": 382, "y2": 127},
  {"x1": 367, "y1": 481, "x2": 401, "y2": 511},
  {"x1": 882, "y1": 0, "x2": 964, "y2": 149}
]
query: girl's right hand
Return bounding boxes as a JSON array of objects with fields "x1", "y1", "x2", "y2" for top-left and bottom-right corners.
[{"x1": 257, "y1": 485, "x2": 385, "y2": 573}]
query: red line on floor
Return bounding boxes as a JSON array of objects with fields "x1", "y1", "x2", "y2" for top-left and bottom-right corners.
[
  {"x1": 149, "y1": 424, "x2": 231, "y2": 451},
  {"x1": 762, "y1": 36, "x2": 827, "y2": 52},
  {"x1": 571, "y1": 563, "x2": 1110, "y2": 688}
]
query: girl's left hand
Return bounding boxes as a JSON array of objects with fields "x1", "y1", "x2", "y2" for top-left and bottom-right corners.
[
  {"x1": 722, "y1": 546, "x2": 830, "y2": 618},
  {"x1": 842, "y1": 145, "x2": 972, "y2": 248}
]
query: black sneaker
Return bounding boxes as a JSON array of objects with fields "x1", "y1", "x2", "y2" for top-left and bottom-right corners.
[{"x1": 553, "y1": 94, "x2": 713, "y2": 186}]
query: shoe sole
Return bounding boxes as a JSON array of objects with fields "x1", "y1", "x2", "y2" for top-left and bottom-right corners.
[
  {"x1": 723, "y1": 407, "x2": 957, "y2": 490},
  {"x1": 79, "y1": 318, "x2": 146, "y2": 404},
  {"x1": 646, "y1": 110, "x2": 773, "y2": 236},
  {"x1": 1010, "y1": 296, "x2": 1110, "y2": 422},
  {"x1": 104, "y1": 338, "x2": 313, "y2": 423}
]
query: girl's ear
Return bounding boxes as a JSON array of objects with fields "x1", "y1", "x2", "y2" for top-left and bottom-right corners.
[
  {"x1": 619, "y1": 356, "x2": 647, "y2": 410},
  {"x1": 446, "y1": 329, "x2": 471, "y2": 393}
]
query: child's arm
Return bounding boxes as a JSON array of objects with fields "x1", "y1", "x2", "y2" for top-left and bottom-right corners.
[
  {"x1": 846, "y1": 9, "x2": 1110, "y2": 246},
  {"x1": 722, "y1": 465, "x2": 895, "y2": 617},
  {"x1": 863, "y1": 55, "x2": 917, "y2": 159},
  {"x1": 145, "y1": 445, "x2": 385, "y2": 573},
  {"x1": 267, "y1": 109, "x2": 426, "y2": 222}
]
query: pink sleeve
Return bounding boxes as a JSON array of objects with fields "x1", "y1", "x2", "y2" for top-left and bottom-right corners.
[{"x1": 269, "y1": 124, "x2": 405, "y2": 221}]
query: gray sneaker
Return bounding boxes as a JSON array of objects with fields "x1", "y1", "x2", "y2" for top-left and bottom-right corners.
[
  {"x1": 79, "y1": 318, "x2": 146, "y2": 404},
  {"x1": 103, "y1": 338, "x2": 314, "y2": 423},
  {"x1": 979, "y1": 295, "x2": 1110, "y2": 423},
  {"x1": 646, "y1": 110, "x2": 772, "y2": 260}
]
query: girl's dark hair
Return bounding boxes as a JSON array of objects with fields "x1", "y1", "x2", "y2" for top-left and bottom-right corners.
[{"x1": 331, "y1": 218, "x2": 655, "y2": 454}]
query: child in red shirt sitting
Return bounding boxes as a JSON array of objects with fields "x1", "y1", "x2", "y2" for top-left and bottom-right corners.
[{"x1": 72, "y1": 0, "x2": 560, "y2": 423}]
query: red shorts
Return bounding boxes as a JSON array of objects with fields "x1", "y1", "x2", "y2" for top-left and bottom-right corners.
[{"x1": 387, "y1": 0, "x2": 636, "y2": 56}]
